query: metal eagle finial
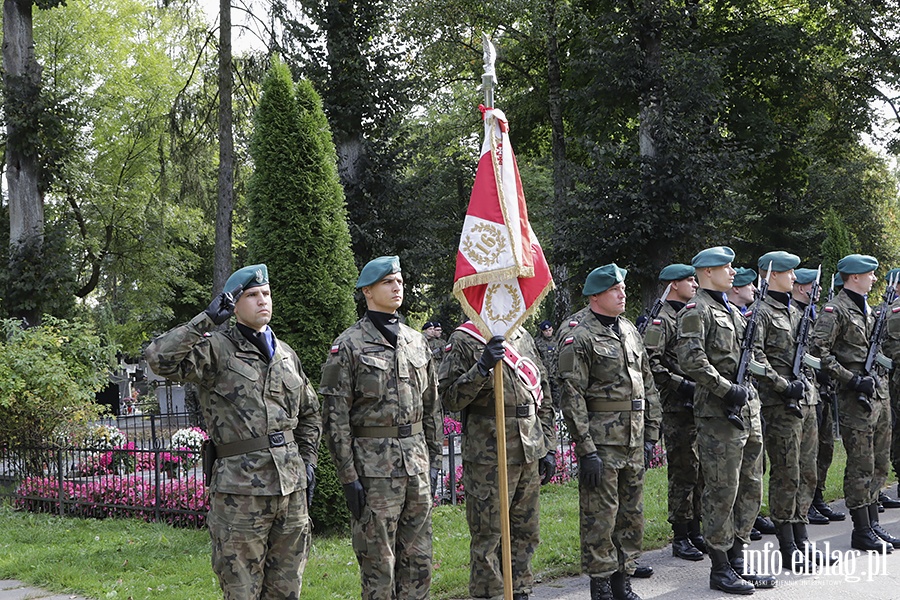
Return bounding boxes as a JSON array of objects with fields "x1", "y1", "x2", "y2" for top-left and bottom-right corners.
[{"x1": 482, "y1": 33, "x2": 497, "y2": 107}]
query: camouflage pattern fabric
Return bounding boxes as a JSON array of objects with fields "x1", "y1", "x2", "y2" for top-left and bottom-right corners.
[
  {"x1": 145, "y1": 311, "x2": 321, "y2": 600},
  {"x1": 557, "y1": 311, "x2": 661, "y2": 577},
  {"x1": 352, "y1": 473, "x2": 433, "y2": 600},
  {"x1": 812, "y1": 289, "x2": 890, "y2": 509},
  {"x1": 815, "y1": 391, "x2": 836, "y2": 491},
  {"x1": 761, "y1": 403, "x2": 804, "y2": 525},
  {"x1": 798, "y1": 404, "x2": 818, "y2": 518},
  {"x1": 438, "y1": 326, "x2": 555, "y2": 597},
  {"x1": 881, "y1": 303, "x2": 900, "y2": 478},
  {"x1": 675, "y1": 290, "x2": 764, "y2": 552},
  {"x1": 534, "y1": 332, "x2": 559, "y2": 381},
  {"x1": 463, "y1": 460, "x2": 540, "y2": 598},
  {"x1": 319, "y1": 315, "x2": 442, "y2": 599},
  {"x1": 427, "y1": 336, "x2": 445, "y2": 362},
  {"x1": 208, "y1": 490, "x2": 310, "y2": 600},
  {"x1": 643, "y1": 302, "x2": 692, "y2": 414}
]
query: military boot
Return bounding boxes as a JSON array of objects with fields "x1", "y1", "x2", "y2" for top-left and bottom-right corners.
[
  {"x1": 610, "y1": 571, "x2": 640, "y2": 600},
  {"x1": 868, "y1": 503, "x2": 900, "y2": 548},
  {"x1": 775, "y1": 522, "x2": 808, "y2": 572},
  {"x1": 850, "y1": 506, "x2": 892, "y2": 553},
  {"x1": 590, "y1": 576, "x2": 615, "y2": 600},
  {"x1": 689, "y1": 518, "x2": 708, "y2": 553},
  {"x1": 806, "y1": 503, "x2": 830, "y2": 525},
  {"x1": 879, "y1": 491, "x2": 900, "y2": 509},
  {"x1": 812, "y1": 488, "x2": 845, "y2": 521},
  {"x1": 753, "y1": 514, "x2": 776, "y2": 535},
  {"x1": 672, "y1": 522, "x2": 704, "y2": 561},
  {"x1": 512, "y1": 594, "x2": 529, "y2": 600},
  {"x1": 793, "y1": 522, "x2": 837, "y2": 566},
  {"x1": 728, "y1": 541, "x2": 776, "y2": 589},
  {"x1": 708, "y1": 548, "x2": 754, "y2": 595}
]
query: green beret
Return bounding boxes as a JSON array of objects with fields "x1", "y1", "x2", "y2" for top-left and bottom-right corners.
[
  {"x1": 885, "y1": 268, "x2": 900, "y2": 283},
  {"x1": 732, "y1": 267, "x2": 757, "y2": 288},
  {"x1": 793, "y1": 268, "x2": 819, "y2": 285},
  {"x1": 224, "y1": 264, "x2": 268, "y2": 293},
  {"x1": 757, "y1": 251, "x2": 800, "y2": 273},
  {"x1": 583, "y1": 263, "x2": 627, "y2": 296},
  {"x1": 691, "y1": 246, "x2": 735, "y2": 268},
  {"x1": 356, "y1": 255, "x2": 401, "y2": 288},
  {"x1": 659, "y1": 264, "x2": 695, "y2": 282},
  {"x1": 833, "y1": 273, "x2": 843, "y2": 287},
  {"x1": 837, "y1": 254, "x2": 878, "y2": 275}
]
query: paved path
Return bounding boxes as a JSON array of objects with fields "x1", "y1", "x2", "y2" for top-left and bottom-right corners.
[
  {"x1": 5, "y1": 492, "x2": 900, "y2": 599},
  {"x1": 528, "y1": 492, "x2": 900, "y2": 600}
]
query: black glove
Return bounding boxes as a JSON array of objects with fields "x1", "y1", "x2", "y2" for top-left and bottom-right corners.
[
  {"x1": 815, "y1": 369, "x2": 831, "y2": 386},
  {"x1": 643, "y1": 441, "x2": 656, "y2": 469},
  {"x1": 430, "y1": 467, "x2": 440, "y2": 499},
  {"x1": 204, "y1": 287, "x2": 240, "y2": 325},
  {"x1": 722, "y1": 384, "x2": 749, "y2": 430},
  {"x1": 782, "y1": 380, "x2": 805, "y2": 400},
  {"x1": 476, "y1": 335, "x2": 506, "y2": 376},
  {"x1": 677, "y1": 379, "x2": 695, "y2": 400},
  {"x1": 539, "y1": 452, "x2": 556, "y2": 485},
  {"x1": 849, "y1": 374, "x2": 876, "y2": 397},
  {"x1": 305, "y1": 464, "x2": 316, "y2": 508},
  {"x1": 342, "y1": 480, "x2": 367, "y2": 520},
  {"x1": 578, "y1": 452, "x2": 603, "y2": 489}
]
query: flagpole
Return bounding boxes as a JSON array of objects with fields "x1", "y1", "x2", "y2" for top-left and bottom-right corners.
[{"x1": 482, "y1": 33, "x2": 514, "y2": 600}]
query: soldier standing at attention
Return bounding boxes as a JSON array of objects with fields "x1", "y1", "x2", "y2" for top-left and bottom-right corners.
[
  {"x1": 145, "y1": 264, "x2": 321, "y2": 600},
  {"x1": 424, "y1": 321, "x2": 446, "y2": 361},
  {"x1": 882, "y1": 268, "x2": 900, "y2": 506},
  {"x1": 642, "y1": 263, "x2": 706, "y2": 562},
  {"x1": 320, "y1": 256, "x2": 443, "y2": 599},
  {"x1": 534, "y1": 320, "x2": 560, "y2": 405},
  {"x1": 438, "y1": 319, "x2": 557, "y2": 600},
  {"x1": 749, "y1": 251, "x2": 821, "y2": 570},
  {"x1": 727, "y1": 268, "x2": 757, "y2": 315},
  {"x1": 676, "y1": 247, "x2": 775, "y2": 594},
  {"x1": 558, "y1": 264, "x2": 661, "y2": 600},
  {"x1": 813, "y1": 254, "x2": 899, "y2": 553}
]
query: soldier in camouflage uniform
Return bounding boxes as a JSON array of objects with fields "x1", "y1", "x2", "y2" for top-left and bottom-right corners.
[
  {"x1": 814, "y1": 254, "x2": 900, "y2": 554},
  {"x1": 642, "y1": 263, "x2": 705, "y2": 562},
  {"x1": 675, "y1": 247, "x2": 774, "y2": 595},
  {"x1": 558, "y1": 264, "x2": 661, "y2": 600},
  {"x1": 880, "y1": 269, "x2": 900, "y2": 508},
  {"x1": 439, "y1": 321, "x2": 556, "y2": 600},
  {"x1": 320, "y1": 256, "x2": 443, "y2": 600},
  {"x1": 534, "y1": 320, "x2": 560, "y2": 406},
  {"x1": 424, "y1": 321, "x2": 446, "y2": 361},
  {"x1": 145, "y1": 264, "x2": 321, "y2": 600},
  {"x1": 749, "y1": 252, "x2": 821, "y2": 570}
]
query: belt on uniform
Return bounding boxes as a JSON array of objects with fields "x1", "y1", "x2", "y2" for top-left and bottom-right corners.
[
  {"x1": 352, "y1": 422, "x2": 423, "y2": 438},
  {"x1": 467, "y1": 404, "x2": 534, "y2": 418},
  {"x1": 586, "y1": 399, "x2": 644, "y2": 412},
  {"x1": 216, "y1": 430, "x2": 295, "y2": 458}
]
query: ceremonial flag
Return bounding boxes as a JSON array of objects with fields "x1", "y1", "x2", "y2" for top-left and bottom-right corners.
[{"x1": 452, "y1": 107, "x2": 554, "y2": 337}]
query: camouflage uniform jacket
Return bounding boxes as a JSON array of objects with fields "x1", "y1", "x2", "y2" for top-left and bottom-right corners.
[
  {"x1": 534, "y1": 333, "x2": 559, "y2": 380},
  {"x1": 319, "y1": 316, "x2": 442, "y2": 484},
  {"x1": 438, "y1": 327, "x2": 557, "y2": 465},
  {"x1": 811, "y1": 289, "x2": 886, "y2": 430},
  {"x1": 557, "y1": 312, "x2": 661, "y2": 456},
  {"x1": 751, "y1": 295, "x2": 809, "y2": 407},
  {"x1": 881, "y1": 300, "x2": 900, "y2": 394},
  {"x1": 642, "y1": 301, "x2": 691, "y2": 413},
  {"x1": 427, "y1": 336, "x2": 446, "y2": 361},
  {"x1": 145, "y1": 312, "x2": 321, "y2": 496},
  {"x1": 676, "y1": 290, "x2": 761, "y2": 418}
]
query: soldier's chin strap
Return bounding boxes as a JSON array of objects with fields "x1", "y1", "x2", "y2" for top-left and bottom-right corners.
[{"x1": 456, "y1": 321, "x2": 544, "y2": 407}]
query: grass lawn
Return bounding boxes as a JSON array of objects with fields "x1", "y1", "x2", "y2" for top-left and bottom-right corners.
[{"x1": 0, "y1": 442, "x2": 850, "y2": 600}]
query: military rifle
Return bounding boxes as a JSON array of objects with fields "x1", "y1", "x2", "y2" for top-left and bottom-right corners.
[
  {"x1": 732, "y1": 262, "x2": 773, "y2": 429},
  {"x1": 857, "y1": 272, "x2": 898, "y2": 414},
  {"x1": 790, "y1": 266, "x2": 822, "y2": 419},
  {"x1": 637, "y1": 283, "x2": 672, "y2": 336},
  {"x1": 826, "y1": 274, "x2": 835, "y2": 303}
]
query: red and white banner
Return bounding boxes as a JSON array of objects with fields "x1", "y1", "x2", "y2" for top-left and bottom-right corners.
[{"x1": 452, "y1": 107, "x2": 554, "y2": 338}]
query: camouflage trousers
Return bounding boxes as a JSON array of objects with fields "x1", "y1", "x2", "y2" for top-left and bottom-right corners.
[
  {"x1": 208, "y1": 490, "x2": 310, "y2": 600},
  {"x1": 761, "y1": 403, "x2": 817, "y2": 524},
  {"x1": 815, "y1": 391, "x2": 836, "y2": 491},
  {"x1": 579, "y1": 444, "x2": 644, "y2": 578},
  {"x1": 352, "y1": 472, "x2": 433, "y2": 600},
  {"x1": 890, "y1": 382, "x2": 900, "y2": 478},
  {"x1": 695, "y1": 411, "x2": 763, "y2": 552},
  {"x1": 463, "y1": 459, "x2": 540, "y2": 599},
  {"x1": 662, "y1": 409, "x2": 703, "y2": 524},
  {"x1": 840, "y1": 393, "x2": 891, "y2": 510}
]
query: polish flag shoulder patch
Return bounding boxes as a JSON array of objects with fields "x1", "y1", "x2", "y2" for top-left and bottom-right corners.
[
  {"x1": 444, "y1": 343, "x2": 452, "y2": 352},
  {"x1": 685, "y1": 302, "x2": 697, "y2": 310},
  {"x1": 330, "y1": 344, "x2": 340, "y2": 354},
  {"x1": 745, "y1": 310, "x2": 754, "y2": 318},
  {"x1": 824, "y1": 306, "x2": 834, "y2": 313},
  {"x1": 563, "y1": 336, "x2": 575, "y2": 345},
  {"x1": 568, "y1": 320, "x2": 579, "y2": 327},
  {"x1": 893, "y1": 306, "x2": 900, "y2": 313},
  {"x1": 652, "y1": 319, "x2": 662, "y2": 325}
]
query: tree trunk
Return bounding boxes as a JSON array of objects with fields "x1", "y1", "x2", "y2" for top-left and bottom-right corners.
[
  {"x1": 214, "y1": 0, "x2": 234, "y2": 294},
  {"x1": 3, "y1": 0, "x2": 44, "y2": 252}
]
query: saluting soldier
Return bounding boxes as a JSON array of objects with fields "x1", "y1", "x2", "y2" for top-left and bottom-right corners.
[
  {"x1": 320, "y1": 256, "x2": 443, "y2": 599},
  {"x1": 811, "y1": 254, "x2": 899, "y2": 553},
  {"x1": 558, "y1": 264, "x2": 661, "y2": 600},
  {"x1": 793, "y1": 268, "x2": 846, "y2": 525},
  {"x1": 438, "y1": 320, "x2": 557, "y2": 600},
  {"x1": 675, "y1": 247, "x2": 775, "y2": 594},
  {"x1": 145, "y1": 264, "x2": 322, "y2": 600}
]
